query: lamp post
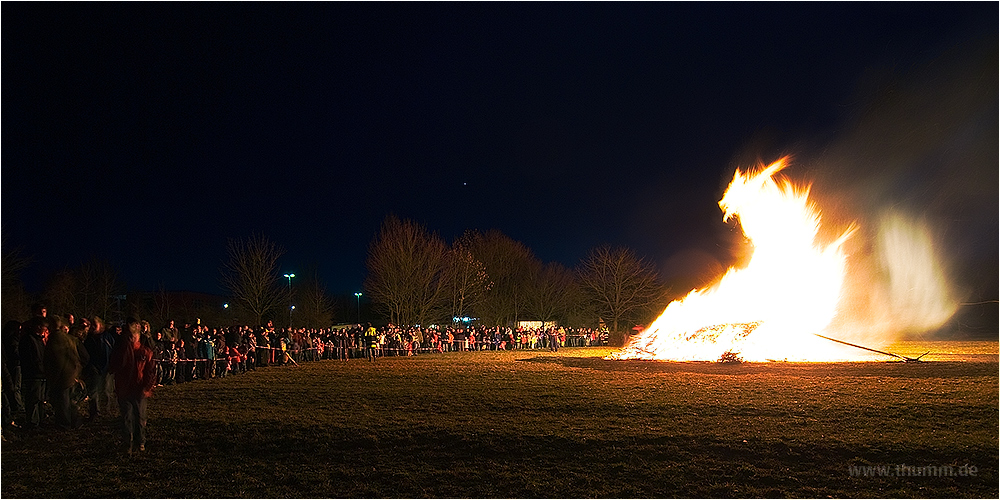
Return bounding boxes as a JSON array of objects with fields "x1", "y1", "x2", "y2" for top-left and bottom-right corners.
[
  {"x1": 283, "y1": 273, "x2": 295, "y2": 327},
  {"x1": 354, "y1": 292, "x2": 362, "y2": 324}
]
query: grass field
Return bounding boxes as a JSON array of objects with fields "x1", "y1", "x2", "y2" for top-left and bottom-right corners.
[{"x1": 2, "y1": 347, "x2": 997, "y2": 498}]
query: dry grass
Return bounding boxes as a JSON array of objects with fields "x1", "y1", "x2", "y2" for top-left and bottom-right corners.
[{"x1": 2, "y1": 347, "x2": 997, "y2": 498}]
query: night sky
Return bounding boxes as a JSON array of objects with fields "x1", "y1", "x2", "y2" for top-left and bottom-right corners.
[{"x1": 4, "y1": 3, "x2": 997, "y2": 313}]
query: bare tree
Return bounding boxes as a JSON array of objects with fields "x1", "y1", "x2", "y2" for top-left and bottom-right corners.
[
  {"x1": 524, "y1": 261, "x2": 577, "y2": 327},
  {"x1": 220, "y1": 233, "x2": 286, "y2": 327},
  {"x1": 446, "y1": 233, "x2": 490, "y2": 321},
  {"x1": 42, "y1": 268, "x2": 78, "y2": 317},
  {"x1": 76, "y1": 257, "x2": 125, "y2": 321},
  {"x1": 295, "y1": 265, "x2": 335, "y2": 328},
  {"x1": 464, "y1": 230, "x2": 537, "y2": 326},
  {"x1": 131, "y1": 283, "x2": 173, "y2": 331},
  {"x1": 1, "y1": 244, "x2": 32, "y2": 322},
  {"x1": 1, "y1": 244, "x2": 31, "y2": 290},
  {"x1": 577, "y1": 246, "x2": 664, "y2": 343},
  {"x1": 153, "y1": 283, "x2": 171, "y2": 328},
  {"x1": 364, "y1": 215, "x2": 450, "y2": 326},
  {"x1": 563, "y1": 281, "x2": 598, "y2": 329}
]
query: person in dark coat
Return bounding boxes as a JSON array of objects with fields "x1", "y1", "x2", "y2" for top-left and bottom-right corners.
[
  {"x1": 69, "y1": 319, "x2": 90, "y2": 415},
  {"x1": 44, "y1": 315, "x2": 82, "y2": 429},
  {"x1": 18, "y1": 318, "x2": 47, "y2": 429},
  {"x1": 159, "y1": 320, "x2": 178, "y2": 344},
  {"x1": 83, "y1": 316, "x2": 116, "y2": 420},
  {"x1": 108, "y1": 317, "x2": 156, "y2": 453}
]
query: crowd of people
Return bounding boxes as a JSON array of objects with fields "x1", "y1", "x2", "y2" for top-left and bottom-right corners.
[
  {"x1": 2, "y1": 305, "x2": 157, "y2": 452},
  {"x1": 1, "y1": 303, "x2": 606, "y2": 449}
]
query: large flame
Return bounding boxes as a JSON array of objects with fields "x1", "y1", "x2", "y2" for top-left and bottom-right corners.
[{"x1": 611, "y1": 158, "x2": 861, "y2": 362}]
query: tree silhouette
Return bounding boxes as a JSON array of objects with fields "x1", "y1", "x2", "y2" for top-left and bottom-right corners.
[
  {"x1": 463, "y1": 230, "x2": 536, "y2": 326},
  {"x1": 220, "y1": 233, "x2": 286, "y2": 327},
  {"x1": 446, "y1": 232, "x2": 490, "y2": 321},
  {"x1": 364, "y1": 215, "x2": 450, "y2": 326},
  {"x1": 577, "y1": 246, "x2": 663, "y2": 343},
  {"x1": 76, "y1": 257, "x2": 124, "y2": 321},
  {"x1": 524, "y1": 261, "x2": 577, "y2": 327},
  {"x1": 2, "y1": 244, "x2": 32, "y2": 322},
  {"x1": 295, "y1": 265, "x2": 335, "y2": 328}
]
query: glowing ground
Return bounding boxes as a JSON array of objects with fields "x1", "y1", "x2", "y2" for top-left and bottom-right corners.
[{"x1": 2, "y1": 345, "x2": 996, "y2": 498}]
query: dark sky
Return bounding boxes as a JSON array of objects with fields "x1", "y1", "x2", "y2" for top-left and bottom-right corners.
[{"x1": 4, "y1": 3, "x2": 997, "y2": 310}]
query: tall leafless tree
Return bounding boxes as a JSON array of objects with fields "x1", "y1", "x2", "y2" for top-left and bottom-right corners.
[
  {"x1": 1, "y1": 243, "x2": 32, "y2": 322},
  {"x1": 577, "y1": 245, "x2": 664, "y2": 342},
  {"x1": 220, "y1": 233, "x2": 286, "y2": 327},
  {"x1": 76, "y1": 257, "x2": 125, "y2": 321},
  {"x1": 524, "y1": 261, "x2": 577, "y2": 326},
  {"x1": 152, "y1": 283, "x2": 171, "y2": 328},
  {"x1": 295, "y1": 265, "x2": 335, "y2": 328},
  {"x1": 42, "y1": 268, "x2": 78, "y2": 317},
  {"x1": 40, "y1": 258, "x2": 125, "y2": 321},
  {"x1": 364, "y1": 215, "x2": 450, "y2": 326},
  {"x1": 446, "y1": 232, "x2": 490, "y2": 321},
  {"x1": 464, "y1": 230, "x2": 537, "y2": 326}
]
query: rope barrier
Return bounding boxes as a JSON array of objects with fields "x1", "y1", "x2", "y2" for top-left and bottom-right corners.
[{"x1": 154, "y1": 339, "x2": 605, "y2": 365}]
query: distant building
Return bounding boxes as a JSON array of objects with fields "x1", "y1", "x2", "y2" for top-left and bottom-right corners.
[{"x1": 517, "y1": 320, "x2": 558, "y2": 330}]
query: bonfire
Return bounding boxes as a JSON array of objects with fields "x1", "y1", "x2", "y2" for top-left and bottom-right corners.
[{"x1": 611, "y1": 158, "x2": 858, "y2": 362}]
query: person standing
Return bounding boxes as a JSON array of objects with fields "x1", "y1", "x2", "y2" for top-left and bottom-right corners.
[
  {"x1": 262, "y1": 321, "x2": 277, "y2": 366},
  {"x1": 84, "y1": 316, "x2": 116, "y2": 420},
  {"x1": 152, "y1": 331, "x2": 168, "y2": 385},
  {"x1": 19, "y1": 318, "x2": 47, "y2": 430},
  {"x1": 331, "y1": 329, "x2": 342, "y2": 361},
  {"x1": 108, "y1": 317, "x2": 156, "y2": 453},
  {"x1": 139, "y1": 320, "x2": 154, "y2": 349},
  {"x1": 199, "y1": 332, "x2": 215, "y2": 379},
  {"x1": 183, "y1": 329, "x2": 198, "y2": 381},
  {"x1": 341, "y1": 329, "x2": 351, "y2": 360},
  {"x1": 245, "y1": 331, "x2": 257, "y2": 371},
  {"x1": 69, "y1": 319, "x2": 91, "y2": 415},
  {"x1": 365, "y1": 323, "x2": 379, "y2": 362},
  {"x1": 214, "y1": 331, "x2": 227, "y2": 377},
  {"x1": 174, "y1": 338, "x2": 190, "y2": 383},
  {"x1": 44, "y1": 316, "x2": 82, "y2": 429},
  {"x1": 159, "y1": 320, "x2": 178, "y2": 344},
  {"x1": 163, "y1": 339, "x2": 178, "y2": 384}
]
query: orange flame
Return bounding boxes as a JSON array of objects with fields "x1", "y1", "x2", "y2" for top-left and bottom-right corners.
[{"x1": 611, "y1": 158, "x2": 861, "y2": 361}]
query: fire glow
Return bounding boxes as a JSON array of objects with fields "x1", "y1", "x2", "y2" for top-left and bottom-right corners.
[{"x1": 611, "y1": 158, "x2": 863, "y2": 362}]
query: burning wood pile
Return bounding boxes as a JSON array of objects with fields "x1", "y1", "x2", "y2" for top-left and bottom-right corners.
[{"x1": 610, "y1": 158, "x2": 951, "y2": 363}]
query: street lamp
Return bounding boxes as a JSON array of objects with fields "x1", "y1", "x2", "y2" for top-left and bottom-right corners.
[
  {"x1": 354, "y1": 292, "x2": 362, "y2": 324},
  {"x1": 283, "y1": 273, "x2": 295, "y2": 327}
]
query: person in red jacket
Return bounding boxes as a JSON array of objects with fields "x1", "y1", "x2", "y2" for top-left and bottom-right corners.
[{"x1": 108, "y1": 317, "x2": 156, "y2": 453}]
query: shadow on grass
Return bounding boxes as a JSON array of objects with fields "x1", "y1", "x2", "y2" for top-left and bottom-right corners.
[{"x1": 41, "y1": 416, "x2": 989, "y2": 498}]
